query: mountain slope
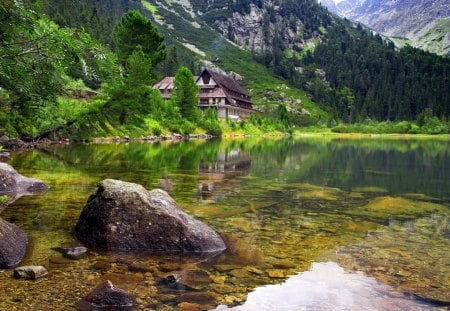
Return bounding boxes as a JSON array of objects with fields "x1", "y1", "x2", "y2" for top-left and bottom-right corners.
[
  {"x1": 322, "y1": 0, "x2": 450, "y2": 55},
  {"x1": 34, "y1": 0, "x2": 450, "y2": 124},
  {"x1": 139, "y1": 0, "x2": 328, "y2": 124}
]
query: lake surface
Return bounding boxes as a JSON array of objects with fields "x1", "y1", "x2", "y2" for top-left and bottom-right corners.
[{"x1": 0, "y1": 137, "x2": 449, "y2": 310}]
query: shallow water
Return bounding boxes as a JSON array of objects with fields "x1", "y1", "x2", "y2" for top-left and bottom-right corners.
[
  {"x1": 0, "y1": 137, "x2": 449, "y2": 310},
  {"x1": 215, "y1": 262, "x2": 435, "y2": 311}
]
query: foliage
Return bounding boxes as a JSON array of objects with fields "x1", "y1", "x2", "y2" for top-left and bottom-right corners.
[
  {"x1": 172, "y1": 67, "x2": 199, "y2": 122},
  {"x1": 114, "y1": 10, "x2": 166, "y2": 66},
  {"x1": 0, "y1": 1, "x2": 119, "y2": 137},
  {"x1": 144, "y1": 118, "x2": 163, "y2": 136},
  {"x1": 302, "y1": 23, "x2": 450, "y2": 123},
  {"x1": 198, "y1": 108, "x2": 222, "y2": 136},
  {"x1": 0, "y1": 195, "x2": 8, "y2": 203},
  {"x1": 331, "y1": 119, "x2": 448, "y2": 135}
]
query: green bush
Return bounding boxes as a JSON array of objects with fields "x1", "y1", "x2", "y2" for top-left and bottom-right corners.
[
  {"x1": 144, "y1": 118, "x2": 163, "y2": 136},
  {"x1": 180, "y1": 120, "x2": 196, "y2": 134},
  {"x1": 419, "y1": 116, "x2": 447, "y2": 134}
]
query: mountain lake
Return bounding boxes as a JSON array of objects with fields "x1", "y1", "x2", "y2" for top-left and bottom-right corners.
[{"x1": 0, "y1": 137, "x2": 449, "y2": 310}]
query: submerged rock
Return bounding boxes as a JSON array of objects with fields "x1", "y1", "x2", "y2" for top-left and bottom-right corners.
[
  {"x1": 162, "y1": 269, "x2": 212, "y2": 290},
  {"x1": 211, "y1": 234, "x2": 264, "y2": 266},
  {"x1": 74, "y1": 179, "x2": 226, "y2": 253},
  {"x1": 13, "y1": 266, "x2": 48, "y2": 280},
  {"x1": 0, "y1": 163, "x2": 49, "y2": 202},
  {"x1": 294, "y1": 183, "x2": 343, "y2": 201},
  {"x1": 355, "y1": 196, "x2": 447, "y2": 219},
  {"x1": 0, "y1": 151, "x2": 10, "y2": 162},
  {"x1": 75, "y1": 280, "x2": 135, "y2": 311},
  {"x1": 0, "y1": 218, "x2": 28, "y2": 268},
  {"x1": 63, "y1": 246, "x2": 88, "y2": 260}
]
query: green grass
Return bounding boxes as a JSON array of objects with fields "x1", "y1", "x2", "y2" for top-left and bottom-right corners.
[
  {"x1": 142, "y1": 0, "x2": 162, "y2": 19},
  {"x1": 330, "y1": 120, "x2": 449, "y2": 135}
]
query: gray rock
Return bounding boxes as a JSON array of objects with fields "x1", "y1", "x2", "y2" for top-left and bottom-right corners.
[
  {"x1": 74, "y1": 179, "x2": 226, "y2": 253},
  {"x1": 162, "y1": 269, "x2": 212, "y2": 290},
  {"x1": 0, "y1": 163, "x2": 49, "y2": 195},
  {"x1": 75, "y1": 280, "x2": 135, "y2": 311},
  {"x1": 0, "y1": 151, "x2": 10, "y2": 162},
  {"x1": 0, "y1": 218, "x2": 28, "y2": 268},
  {"x1": 13, "y1": 265, "x2": 48, "y2": 280},
  {"x1": 63, "y1": 246, "x2": 88, "y2": 259}
]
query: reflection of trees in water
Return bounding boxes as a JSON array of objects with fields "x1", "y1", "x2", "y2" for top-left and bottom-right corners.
[
  {"x1": 13, "y1": 138, "x2": 450, "y2": 203},
  {"x1": 198, "y1": 149, "x2": 251, "y2": 200}
]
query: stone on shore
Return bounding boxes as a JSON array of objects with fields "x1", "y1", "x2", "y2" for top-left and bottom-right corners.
[
  {"x1": 74, "y1": 179, "x2": 226, "y2": 253},
  {"x1": 0, "y1": 218, "x2": 28, "y2": 268}
]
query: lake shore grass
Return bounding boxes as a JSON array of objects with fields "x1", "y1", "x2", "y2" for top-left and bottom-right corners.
[{"x1": 294, "y1": 128, "x2": 450, "y2": 140}]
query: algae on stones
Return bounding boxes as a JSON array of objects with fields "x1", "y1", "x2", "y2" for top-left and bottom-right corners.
[
  {"x1": 293, "y1": 183, "x2": 343, "y2": 201},
  {"x1": 354, "y1": 196, "x2": 447, "y2": 219},
  {"x1": 351, "y1": 186, "x2": 388, "y2": 194}
]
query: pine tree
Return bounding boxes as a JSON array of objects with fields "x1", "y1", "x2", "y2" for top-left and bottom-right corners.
[
  {"x1": 114, "y1": 10, "x2": 166, "y2": 66},
  {"x1": 172, "y1": 67, "x2": 199, "y2": 122}
]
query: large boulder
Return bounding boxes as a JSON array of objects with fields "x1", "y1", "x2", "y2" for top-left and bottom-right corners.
[
  {"x1": 0, "y1": 163, "x2": 49, "y2": 195},
  {"x1": 0, "y1": 217, "x2": 28, "y2": 268},
  {"x1": 74, "y1": 179, "x2": 226, "y2": 253}
]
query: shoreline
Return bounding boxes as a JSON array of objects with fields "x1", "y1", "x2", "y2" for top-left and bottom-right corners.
[{"x1": 1, "y1": 131, "x2": 449, "y2": 152}]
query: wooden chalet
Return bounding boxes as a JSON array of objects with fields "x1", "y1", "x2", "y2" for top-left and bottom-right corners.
[
  {"x1": 154, "y1": 68, "x2": 256, "y2": 120},
  {"x1": 153, "y1": 76, "x2": 175, "y2": 100}
]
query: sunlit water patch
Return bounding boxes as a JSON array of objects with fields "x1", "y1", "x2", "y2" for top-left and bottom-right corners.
[{"x1": 216, "y1": 262, "x2": 438, "y2": 311}]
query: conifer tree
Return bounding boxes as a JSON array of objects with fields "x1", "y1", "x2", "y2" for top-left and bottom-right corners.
[
  {"x1": 114, "y1": 10, "x2": 166, "y2": 66},
  {"x1": 172, "y1": 67, "x2": 199, "y2": 122}
]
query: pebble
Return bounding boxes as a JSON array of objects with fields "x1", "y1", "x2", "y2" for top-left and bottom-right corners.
[{"x1": 13, "y1": 266, "x2": 48, "y2": 280}]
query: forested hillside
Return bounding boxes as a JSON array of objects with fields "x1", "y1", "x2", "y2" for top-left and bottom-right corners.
[
  {"x1": 33, "y1": 0, "x2": 450, "y2": 124},
  {"x1": 206, "y1": 0, "x2": 449, "y2": 123},
  {"x1": 322, "y1": 0, "x2": 450, "y2": 56}
]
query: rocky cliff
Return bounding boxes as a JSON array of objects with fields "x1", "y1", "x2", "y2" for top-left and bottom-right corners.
[{"x1": 321, "y1": 0, "x2": 450, "y2": 55}]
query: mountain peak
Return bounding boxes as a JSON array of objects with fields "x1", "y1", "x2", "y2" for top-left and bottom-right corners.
[{"x1": 321, "y1": 0, "x2": 450, "y2": 55}]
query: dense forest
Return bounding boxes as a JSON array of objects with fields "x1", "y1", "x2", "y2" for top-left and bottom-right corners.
[
  {"x1": 0, "y1": 1, "x2": 225, "y2": 139},
  {"x1": 240, "y1": 1, "x2": 450, "y2": 123}
]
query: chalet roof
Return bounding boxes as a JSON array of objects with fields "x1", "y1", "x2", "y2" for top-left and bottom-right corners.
[
  {"x1": 154, "y1": 77, "x2": 175, "y2": 90},
  {"x1": 204, "y1": 69, "x2": 249, "y2": 97},
  {"x1": 154, "y1": 76, "x2": 200, "y2": 91}
]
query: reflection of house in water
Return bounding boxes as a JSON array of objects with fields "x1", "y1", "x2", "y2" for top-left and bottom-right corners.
[{"x1": 198, "y1": 149, "x2": 251, "y2": 200}]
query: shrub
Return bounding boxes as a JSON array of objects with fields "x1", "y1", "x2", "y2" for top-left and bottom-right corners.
[{"x1": 144, "y1": 118, "x2": 163, "y2": 136}]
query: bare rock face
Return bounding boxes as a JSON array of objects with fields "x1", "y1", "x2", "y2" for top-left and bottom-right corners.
[
  {"x1": 0, "y1": 163, "x2": 49, "y2": 195},
  {"x1": 0, "y1": 217, "x2": 28, "y2": 268},
  {"x1": 74, "y1": 179, "x2": 226, "y2": 253},
  {"x1": 75, "y1": 280, "x2": 135, "y2": 311}
]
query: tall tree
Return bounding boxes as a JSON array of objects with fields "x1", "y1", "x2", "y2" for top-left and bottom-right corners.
[
  {"x1": 162, "y1": 46, "x2": 179, "y2": 76},
  {"x1": 114, "y1": 10, "x2": 166, "y2": 66},
  {"x1": 172, "y1": 67, "x2": 199, "y2": 122}
]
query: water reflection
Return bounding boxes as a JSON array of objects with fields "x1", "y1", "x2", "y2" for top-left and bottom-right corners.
[
  {"x1": 216, "y1": 262, "x2": 437, "y2": 311},
  {"x1": 198, "y1": 149, "x2": 251, "y2": 200}
]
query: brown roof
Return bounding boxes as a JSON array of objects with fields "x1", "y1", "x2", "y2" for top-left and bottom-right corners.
[
  {"x1": 153, "y1": 77, "x2": 175, "y2": 90},
  {"x1": 205, "y1": 69, "x2": 249, "y2": 96}
]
